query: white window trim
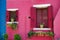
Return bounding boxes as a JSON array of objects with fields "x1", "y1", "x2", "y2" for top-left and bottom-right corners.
[
  {"x1": 7, "y1": 8, "x2": 18, "y2": 11},
  {"x1": 33, "y1": 4, "x2": 51, "y2": 8},
  {"x1": 6, "y1": 22, "x2": 18, "y2": 24},
  {"x1": 33, "y1": 28, "x2": 51, "y2": 30}
]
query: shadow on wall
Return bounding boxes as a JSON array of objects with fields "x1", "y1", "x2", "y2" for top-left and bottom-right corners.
[{"x1": 54, "y1": 8, "x2": 60, "y2": 40}]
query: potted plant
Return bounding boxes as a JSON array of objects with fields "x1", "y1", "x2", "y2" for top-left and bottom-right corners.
[
  {"x1": 11, "y1": 23, "x2": 17, "y2": 30},
  {"x1": 47, "y1": 32, "x2": 54, "y2": 36},
  {"x1": 7, "y1": 22, "x2": 17, "y2": 30},
  {"x1": 47, "y1": 32, "x2": 54, "y2": 40},
  {"x1": 28, "y1": 31, "x2": 35, "y2": 38},
  {"x1": 14, "y1": 34, "x2": 21, "y2": 40},
  {"x1": 40, "y1": 23, "x2": 44, "y2": 28},
  {"x1": 3, "y1": 34, "x2": 8, "y2": 40},
  {"x1": 11, "y1": 18, "x2": 14, "y2": 22}
]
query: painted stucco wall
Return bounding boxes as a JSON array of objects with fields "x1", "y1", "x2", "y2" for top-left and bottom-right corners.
[
  {"x1": 54, "y1": 9, "x2": 60, "y2": 40},
  {"x1": 54, "y1": 0, "x2": 60, "y2": 39},
  {"x1": 7, "y1": 0, "x2": 60, "y2": 40}
]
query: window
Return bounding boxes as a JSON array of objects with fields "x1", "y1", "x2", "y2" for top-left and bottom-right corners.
[
  {"x1": 36, "y1": 8, "x2": 48, "y2": 28},
  {"x1": 6, "y1": 9, "x2": 18, "y2": 22}
]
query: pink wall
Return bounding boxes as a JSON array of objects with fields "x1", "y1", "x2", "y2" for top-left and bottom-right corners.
[
  {"x1": 7, "y1": 0, "x2": 60, "y2": 40},
  {"x1": 54, "y1": 9, "x2": 60, "y2": 40}
]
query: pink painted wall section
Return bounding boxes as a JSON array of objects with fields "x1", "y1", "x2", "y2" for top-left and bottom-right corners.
[
  {"x1": 54, "y1": 9, "x2": 60, "y2": 40},
  {"x1": 7, "y1": 0, "x2": 60, "y2": 40},
  {"x1": 27, "y1": 36, "x2": 53, "y2": 40},
  {"x1": 6, "y1": 25, "x2": 18, "y2": 40},
  {"x1": 6, "y1": 0, "x2": 33, "y2": 40}
]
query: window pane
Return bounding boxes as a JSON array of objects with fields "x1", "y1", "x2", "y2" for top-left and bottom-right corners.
[
  {"x1": 9, "y1": 11, "x2": 16, "y2": 22},
  {"x1": 36, "y1": 8, "x2": 48, "y2": 28}
]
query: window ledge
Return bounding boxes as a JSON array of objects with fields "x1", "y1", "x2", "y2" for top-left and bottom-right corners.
[
  {"x1": 33, "y1": 28, "x2": 51, "y2": 31},
  {"x1": 6, "y1": 22, "x2": 18, "y2": 24}
]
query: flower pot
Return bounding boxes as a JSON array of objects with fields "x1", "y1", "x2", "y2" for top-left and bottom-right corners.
[
  {"x1": 11, "y1": 18, "x2": 14, "y2": 22},
  {"x1": 40, "y1": 24, "x2": 44, "y2": 28}
]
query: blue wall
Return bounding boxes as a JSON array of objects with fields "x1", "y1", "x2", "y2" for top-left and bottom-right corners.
[{"x1": 0, "y1": 0, "x2": 6, "y2": 40}]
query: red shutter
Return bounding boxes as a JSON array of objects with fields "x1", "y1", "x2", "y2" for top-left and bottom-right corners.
[
  {"x1": 6, "y1": 11, "x2": 9, "y2": 22},
  {"x1": 48, "y1": 6, "x2": 53, "y2": 31},
  {"x1": 30, "y1": 7, "x2": 36, "y2": 29},
  {"x1": 16, "y1": 10, "x2": 18, "y2": 21}
]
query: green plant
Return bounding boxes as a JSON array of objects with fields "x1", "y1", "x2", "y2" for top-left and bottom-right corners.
[
  {"x1": 14, "y1": 34, "x2": 21, "y2": 40},
  {"x1": 8, "y1": 23, "x2": 17, "y2": 30},
  {"x1": 3, "y1": 34, "x2": 8, "y2": 40},
  {"x1": 28, "y1": 31, "x2": 35, "y2": 38},
  {"x1": 11, "y1": 23, "x2": 17, "y2": 30},
  {"x1": 46, "y1": 32, "x2": 54, "y2": 36}
]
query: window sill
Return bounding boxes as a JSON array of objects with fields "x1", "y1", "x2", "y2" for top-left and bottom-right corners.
[
  {"x1": 33, "y1": 28, "x2": 51, "y2": 31},
  {"x1": 6, "y1": 22, "x2": 18, "y2": 24}
]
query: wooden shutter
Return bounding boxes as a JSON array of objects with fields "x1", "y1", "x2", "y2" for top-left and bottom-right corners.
[
  {"x1": 16, "y1": 10, "x2": 18, "y2": 21},
  {"x1": 48, "y1": 6, "x2": 53, "y2": 31},
  {"x1": 30, "y1": 7, "x2": 36, "y2": 29}
]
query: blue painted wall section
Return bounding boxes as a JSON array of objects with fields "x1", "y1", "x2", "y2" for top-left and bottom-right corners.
[{"x1": 0, "y1": 0, "x2": 6, "y2": 40}]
